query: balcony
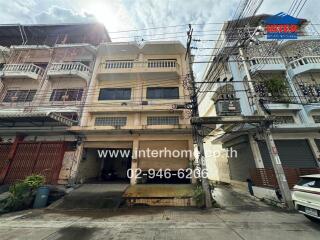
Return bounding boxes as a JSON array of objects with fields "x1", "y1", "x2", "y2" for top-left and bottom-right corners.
[
  {"x1": 2, "y1": 64, "x2": 44, "y2": 80},
  {"x1": 98, "y1": 60, "x2": 180, "y2": 80},
  {"x1": 47, "y1": 62, "x2": 91, "y2": 84},
  {"x1": 239, "y1": 57, "x2": 285, "y2": 79},
  {"x1": 288, "y1": 56, "x2": 320, "y2": 77}
]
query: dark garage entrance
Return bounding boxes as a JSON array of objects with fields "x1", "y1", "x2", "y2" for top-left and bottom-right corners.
[{"x1": 99, "y1": 148, "x2": 132, "y2": 182}]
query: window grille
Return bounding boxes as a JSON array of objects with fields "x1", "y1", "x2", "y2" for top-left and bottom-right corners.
[
  {"x1": 95, "y1": 117, "x2": 127, "y2": 126},
  {"x1": 50, "y1": 89, "x2": 83, "y2": 101},
  {"x1": 3, "y1": 89, "x2": 36, "y2": 102},
  {"x1": 147, "y1": 116, "x2": 179, "y2": 125}
]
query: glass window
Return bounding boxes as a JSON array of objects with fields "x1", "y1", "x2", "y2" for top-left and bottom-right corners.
[
  {"x1": 50, "y1": 89, "x2": 83, "y2": 101},
  {"x1": 297, "y1": 177, "x2": 320, "y2": 188},
  {"x1": 146, "y1": 87, "x2": 179, "y2": 99},
  {"x1": 2, "y1": 90, "x2": 36, "y2": 102},
  {"x1": 98, "y1": 88, "x2": 131, "y2": 100}
]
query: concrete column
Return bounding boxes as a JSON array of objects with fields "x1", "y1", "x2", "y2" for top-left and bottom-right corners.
[
  {"x1": 68, "y1": 142, "x2": 84, "y2": 185},
  {"x1": 307, "y1": 138, "x2": 320, "y2": 167},
  {"x1": 130, "y1": 138, "x2": 139, "y2": 185},
  {"x1": 249, "y1": 135, "x2": 264, "y2": 168}
]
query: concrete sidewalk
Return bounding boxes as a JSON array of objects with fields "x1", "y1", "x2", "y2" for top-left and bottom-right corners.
[{"x1": 0, "y1": 186, "x2": 319, "y2": 240}]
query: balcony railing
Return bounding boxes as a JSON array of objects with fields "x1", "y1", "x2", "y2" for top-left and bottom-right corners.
[
  {"x1": 48, "y1": 62, "x2": 91, "y2": 82},
  {"x1": 49, "y1": 62, "x2": 90, "y2": 72},
  {"x1": 239, "y1": 57, "x2": 285, "y2": 79},
  {"x1": 289, "y1": 56, "x2": 320, "y2": 69},
  {"x1": 2, "y1": 63, "x2": 44, "y2": 79},
  {"x1": 249, "y1": 57, "x2": 284, "y2": 66},
  {"x1": 105, "y1": 59, "x2": 178, "y2": 70},
  {"x1": 100, "y1": 60, "x2": 180, "y2": 80},
  {"x1": 288, "y1": 56, "x2": 320, "y2": 76}
]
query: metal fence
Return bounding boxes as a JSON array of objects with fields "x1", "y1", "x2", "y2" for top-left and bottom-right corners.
[{"x1": 250, "y1": 167, "x2": 320, "y2": 189}]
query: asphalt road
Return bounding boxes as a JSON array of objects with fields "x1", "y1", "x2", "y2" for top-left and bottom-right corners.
[{"x1": 0, "y1": 185, "x2": 319, "y2": 240}]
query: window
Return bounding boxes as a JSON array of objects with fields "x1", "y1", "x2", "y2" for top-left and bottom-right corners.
[
  {"x1": 146, "y1": 87, "x2": 179, "y2": 99},
  {"x1": 313, "y1": 115, "x2": 320, "y2": 123},
  {"x1": 147, "y1": 116, "x2": 179, "y2": 125},
  {"x1": 2, "y1": 90, "x2": 36, "y2": 102},
  {"x1": 98, "y1": 88, "x2": 131, "y2": 100},
  {"x1": 95, "y1": 117, "x2": 127, "y2": 126},
  {"x1": 274, "y1": 116, "x2": 295, "y2": 124},
  {"x1": 50, "y1": 89, "x2": 83, "y2": 101},
  {"x1": 297, "y1": 177, "x2": 320, "y2": 188}
]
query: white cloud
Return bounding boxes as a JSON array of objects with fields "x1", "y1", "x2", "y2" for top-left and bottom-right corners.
[{"x1": 34, "y1": 6, "x2": 96, "y2": 23}]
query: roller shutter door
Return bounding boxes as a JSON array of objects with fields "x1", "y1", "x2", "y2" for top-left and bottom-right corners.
[
  {"x1": 227, "y1": 142, "x2": 256, "y2": 181},
  {"x1": 258, "y1": 139, "x2": 317, "y2": 168},
  {"x1": 138, "y1": 140, "x2": 189, "y2": 171}
]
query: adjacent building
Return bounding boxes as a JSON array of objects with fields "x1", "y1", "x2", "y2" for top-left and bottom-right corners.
[
  {"x1": 199, "y1": 14, "x2": 320, "y2": 189},
  {"x1": 0, "y1": 23, "x2": 110, "y2": 185}
]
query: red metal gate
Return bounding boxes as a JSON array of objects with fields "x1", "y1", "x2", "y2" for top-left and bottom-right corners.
[
  {"x1": 0, "y1": 144, "x2": 12, "y2": 173},
  {"x1": 1, "y1": 142, "x2": 66, "y2": 184}
]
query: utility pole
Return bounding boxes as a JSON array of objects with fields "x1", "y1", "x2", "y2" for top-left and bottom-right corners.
[
  {"x1": 238, "y1": 46, "x2": 294, "y2": 209},
  {"x1": 186, "y1": 24, "x2": 212, "y2": 208}
]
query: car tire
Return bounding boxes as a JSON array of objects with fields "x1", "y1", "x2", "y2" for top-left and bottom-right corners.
[{"x1": 304, "y1": 214, "x2": 320, "y2": 223}]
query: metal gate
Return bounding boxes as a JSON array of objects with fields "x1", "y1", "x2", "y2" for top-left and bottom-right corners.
[
  {"x1": 1, "y1": 142, "x2": 66, "y2": 184},
  {"x1": 0, "y1": 144, "x2": 12, "y2": 173}
]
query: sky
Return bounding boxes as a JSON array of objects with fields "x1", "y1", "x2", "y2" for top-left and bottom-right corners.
[{"x1": 0, "y1": 0, "x2": 317, "y2": 78}]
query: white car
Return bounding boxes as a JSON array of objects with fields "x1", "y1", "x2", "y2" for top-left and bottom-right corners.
[{"x1": 292, "y1": 174, "x2": 320, "y2": 222}]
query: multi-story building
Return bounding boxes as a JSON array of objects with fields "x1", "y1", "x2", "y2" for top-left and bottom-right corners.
[
  {"x1": 0, "y1": 23, "x2": 110, "y2": 185},
  {"x1": 199, "y1": 14, "x2": 320, "y2": 190},
  {"x1": 72, "y1": 41, "x2": 194, "y2": 185}
]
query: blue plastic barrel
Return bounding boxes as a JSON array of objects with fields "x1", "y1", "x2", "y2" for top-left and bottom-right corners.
[{"x1": 33, "y1": 186, "x2": 50, "y2": 209}]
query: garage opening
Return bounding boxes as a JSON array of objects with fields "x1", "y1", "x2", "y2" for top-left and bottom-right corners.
[
  {"x1": 78, "y1": 148, "x2": 132, "y2": 183},
  {"x1": 99, "y1": 148, "x2": 132, "y2": 182}
]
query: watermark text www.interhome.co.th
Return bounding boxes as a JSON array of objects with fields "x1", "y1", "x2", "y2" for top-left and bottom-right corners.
[{"x1": 97, "y1": 147, "x2": 237, "y2": 159}]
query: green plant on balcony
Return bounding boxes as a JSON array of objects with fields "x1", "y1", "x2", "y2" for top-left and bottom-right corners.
[{"x1": 265, "y1": 77, "x2": 291, "y2": 103}]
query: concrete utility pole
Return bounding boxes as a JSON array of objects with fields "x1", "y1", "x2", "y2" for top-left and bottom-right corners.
[
  {"x1": 186, "y1": 24, "x2": 212, "y2": 208},
  {"x1": 238, "y1": 46, "x2": 294, "y2": 209}
]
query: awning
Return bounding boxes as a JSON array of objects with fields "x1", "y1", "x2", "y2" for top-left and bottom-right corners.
[{"x1": 0, "y1": 111, "x2": 77, "y2": 127}]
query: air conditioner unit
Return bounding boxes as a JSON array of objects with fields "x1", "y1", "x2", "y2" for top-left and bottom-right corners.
[{"x1": 215, "y1": 99, "x2": 241, "y2": 116}]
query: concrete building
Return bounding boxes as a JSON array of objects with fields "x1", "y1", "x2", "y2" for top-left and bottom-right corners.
[
  {"x1": 72, "y1": 41, "x2": 194, "y2": 185},
  {"x1": 0, "y1": 23, "x2": 110, "y2": 185},
  {"x1": 199, "y1": 14, "x2": 320, "y2": 190}
]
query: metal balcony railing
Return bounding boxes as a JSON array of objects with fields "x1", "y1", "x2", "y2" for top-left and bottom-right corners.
[
  {"x1": 49, "y1": 62, "x2": 90, "y2": 73},
  {"x1": 104, "y1": 59, "x2": 178, "y2": 70},
  {"x1": 3, "y1": 63, "x2": 44, "y2": 76},
  {"x1": 289, "y1": 56, "x2": 320, "y2": 69}
]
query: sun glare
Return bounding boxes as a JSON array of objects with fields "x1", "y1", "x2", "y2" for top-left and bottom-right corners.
[{"x1": 86, "y1": 3, "x2": 121, "y2": 32}]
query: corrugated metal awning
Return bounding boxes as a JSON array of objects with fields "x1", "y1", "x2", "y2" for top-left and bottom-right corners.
[{"x1": 0, "y1": 111, "x2": 77, "y2": 127}]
